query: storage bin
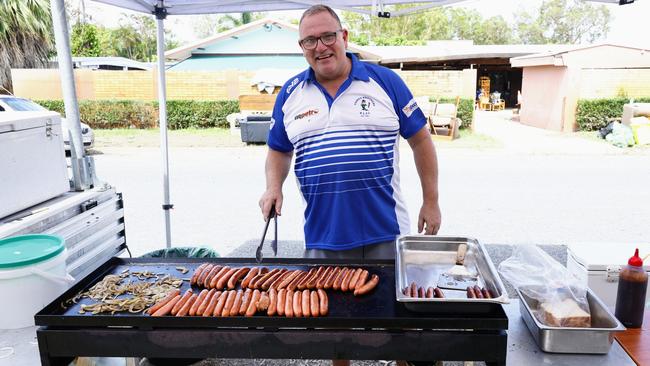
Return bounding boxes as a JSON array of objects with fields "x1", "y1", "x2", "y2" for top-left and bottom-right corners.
[
  {"x1": 0, "y1": 111, "x2": 69, "y2": 219},
  {"x1": 0, "y1": 234, "x2": 74, "y2": 329},
  {"x1": 240, "y1": 115, "x2": 271, "y2": 143}
]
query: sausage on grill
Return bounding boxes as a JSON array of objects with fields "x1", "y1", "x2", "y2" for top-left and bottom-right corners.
[
  {"x1": 228, "y1": 267, "x2": 250, "y2": 289},
  {"x1": 301, "y1": 289, "x2": 311, "y2": 317},
  {"x1": 354, "y1": 274, "x2": 379, "y2": 296},
  {"x1": 317, "y1": 289, "x2": 328, "y2": 316},
  {"x1": 202, "y1": 290, "x2": 221, "y2": 317},
  {"x1": 241, "y1": 267, "x2": 260, "y2": 288},
  {"x1": 152, "y1": 295, "x2": 181, "y2": 317},
  {"x1": 148, "y1": 289, "x2": 181, "y2": 315},
  {"x1": 189, "y1": 289, "x2": 209, "y2": 316},
  {"x1": 310, "y1": 290, "x2": 319, "y2": 317}
]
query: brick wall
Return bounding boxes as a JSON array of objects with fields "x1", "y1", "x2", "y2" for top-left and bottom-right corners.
[
  {"x1": 578, "y1": 68, "x2": 650, "y2": 99},
  {"x1": 11, "y1": 68, "x2": 475, "y2": 101},
  {"x1": 396, "y1": 69, "x2": 476, "y2": 99}
]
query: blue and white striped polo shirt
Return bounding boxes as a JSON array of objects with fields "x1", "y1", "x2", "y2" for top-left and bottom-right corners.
[{"x1": 268, "y1": 53, "x2": 426, "y2": 251}]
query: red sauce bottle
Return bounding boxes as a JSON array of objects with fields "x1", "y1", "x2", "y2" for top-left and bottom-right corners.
[{"x1": 614, "y1": 249, "x2": 648, "y2": 328}]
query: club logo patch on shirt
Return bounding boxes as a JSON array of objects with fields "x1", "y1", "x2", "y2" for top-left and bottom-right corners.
[
  {"x1": 294, "y1": 108, "x2": 319, "y2": 121},
  {"x1": 402, "y1": 98, "x2": 419, "y2": 118},
  {"x1": 286, "y1": 78, "x2": 300, "y2": 94},
  {"x1": 354, "y1": 96, "x2": 376, "y2": 118}
]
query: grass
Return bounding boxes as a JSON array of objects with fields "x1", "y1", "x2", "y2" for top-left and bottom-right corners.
[
  {"x1": 94, "y1": 128, "x2": 245, "y2": 148},
  {"x1": 432, "y1": 129, "x2": 502, "y2": 149},
  {"x1": 94, "y1": 127, "x2": 501, "y2": 150}
]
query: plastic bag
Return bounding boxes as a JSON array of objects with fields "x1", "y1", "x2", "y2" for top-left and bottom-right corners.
[
  {"x1": 498, "y1": 245, "x2": 591, "y2": 327},
  {"x1": 139, "y1": 246, "x2": 220, "y2": 259},
  {"x1": 605, "y1": 122, "x2": 635, "y2": 148}
]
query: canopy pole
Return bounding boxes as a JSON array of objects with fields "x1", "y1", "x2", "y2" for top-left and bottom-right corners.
[
  {"x1": 154, "y1": 3, "x2": 173, "y2": 248},
  {"x1": 51, "y1": 0, "x2": 94, "y2": 191}
]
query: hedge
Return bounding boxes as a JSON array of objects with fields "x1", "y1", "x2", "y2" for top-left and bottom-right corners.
[
  {"x1": 576, "y1": 97, "x2": 650, "y2": 131},
  {"x1": 37, "y1": 98, "x2": 476, "y2": 131},
  {"x1": 431, "y1": 97, "x2": 474, "y2": 130},
  {"x1": 36, "y1": 99, "x2": 239, "y2": 129}
]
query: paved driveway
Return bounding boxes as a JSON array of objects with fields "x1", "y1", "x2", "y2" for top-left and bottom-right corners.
[{"x1": 92, "y1": 112, "x2": 650, "y2": 257}]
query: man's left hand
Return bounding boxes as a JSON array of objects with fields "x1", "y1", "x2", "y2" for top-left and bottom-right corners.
[{"x1": 418, "y1": 201, "x2": 441, "y2": 235}]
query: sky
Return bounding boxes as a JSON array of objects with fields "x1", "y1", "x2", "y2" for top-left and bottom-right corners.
[{"x1": 73, "y1": 0, "x2": 650, "y2": 48}]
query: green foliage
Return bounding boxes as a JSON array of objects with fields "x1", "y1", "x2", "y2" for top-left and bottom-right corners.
[
  {"x1": 343, "y1": 0, "x2": 609, "y2": 46},
  {"x1": 71, "y1": 23, "x2": 101, "y2": 57},
  {"x1": 576, "y1": 97, "x2": 650, "y2": 131},
  {"x1": 159, "y1": 100, "x2": 240, "y2": 129},
  {"x1": 514, "y1": 0, "x2": 610, "y2": 44},
  {"x1": 343, "y1": 6, "x2": 514, "y2": 46},
  {"x1": 192, "y1": 12, "x2": 264, "y2": 38},
  {"x1": 432, "y1": 97, "x2": 475, "y2": 130},
  {"x1": 0, "y1": 0, "x2": 52, "y2": 91},
  {"x1": 448, "y1": 9, "x2": 514, "y2": 45},
  {"x1": 80, "y1": 100, "x2": 157, "y2": 129},
  {"x1": 36, "y1": 99, "x2": 65, "y2": 114},
  {"x1": 35, "y1": 99, "x2": 240, "y2": 129},
  {"x1": 76, "y1": 15, "x2": 179, "y2": 62}
]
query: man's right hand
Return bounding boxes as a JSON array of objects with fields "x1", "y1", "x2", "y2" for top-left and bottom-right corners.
[
  {"x1": 261, "y1": 148, "x2": 293, "y2": 221},
  {"x1": 259, "y1": 189, "x2": 283, "y2": 221}
]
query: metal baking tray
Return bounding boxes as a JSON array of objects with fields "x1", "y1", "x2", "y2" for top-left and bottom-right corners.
[
  {"x1": 518, "y1": 288, "x2": 625, "y2": 354},
  {"x1": 395, "y1": 236, "x2": 508, "y2": 314}
]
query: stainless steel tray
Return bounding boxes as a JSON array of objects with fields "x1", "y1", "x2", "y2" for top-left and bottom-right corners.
[
  {"x1": 518, "y1": 288, "x2": 625, "y2": 354},
  {"x1": 395, "y1": 235, "x2": 508, "y2": 313}
]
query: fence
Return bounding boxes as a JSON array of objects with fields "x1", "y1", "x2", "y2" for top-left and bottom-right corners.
[{"x1": 11, "y1": 68, "x2": 476, "y2": 101}]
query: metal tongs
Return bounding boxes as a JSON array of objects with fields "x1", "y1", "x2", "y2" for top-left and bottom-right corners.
[{"x1": 255, "y1": 205, "x2": 278, "y2": 263}]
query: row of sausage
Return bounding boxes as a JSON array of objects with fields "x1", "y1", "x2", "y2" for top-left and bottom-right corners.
[
  {"x1": 466, "y1": 285, "x2": 493, "y2": 299},
  {"x1": 190, "y1": 264, "x2": 378, "y2": 296},
  {"x1": 402, "y1": 282, "x2": 494, "y2": 299},
  {"x1": 401, "y1": 282, "x2": 445, "y2": 298},
  {"x1": 148, "y1": 287, "x2": 330, "y2": 317}
]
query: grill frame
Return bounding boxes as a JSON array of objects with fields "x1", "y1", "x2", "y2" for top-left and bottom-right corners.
[{"x1": 36, "y1": 257, "x2": 508, "y2": 365}]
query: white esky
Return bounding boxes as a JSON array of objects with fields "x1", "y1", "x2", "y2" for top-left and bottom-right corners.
[{"x1": 75, "y1": 0, "x2": 649, "y2": 48}]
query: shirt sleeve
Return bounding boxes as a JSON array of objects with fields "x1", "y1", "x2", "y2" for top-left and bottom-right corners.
[
  {"x1": 372, "y1": 67, "x2": 427, "y2": 139},
  {"x1": 267, "y1": 84, "x2": 294, "y2": 152}
]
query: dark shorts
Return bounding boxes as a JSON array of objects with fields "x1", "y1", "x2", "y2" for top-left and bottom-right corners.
[{"x1": 303, "y1": 241, "x2": 396, "y2": 261}]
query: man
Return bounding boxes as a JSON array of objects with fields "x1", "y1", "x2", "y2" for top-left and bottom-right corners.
[{"x1": 259, "y1": 5, "x2": 440, "y2": 261}]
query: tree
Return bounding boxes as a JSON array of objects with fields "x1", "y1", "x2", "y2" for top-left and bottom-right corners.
[
  {"x1": 0, "y1": 0, "x2": 53, "y2": 92},
  {"x1": 215, "y1": 12, "x2": 259, "y2": 32},
  {"x1": 71, "y1": 23, "x2": 101, "y2": 57},
  {"x1": 342, "y1": 6, "x2": 514, "y2": 46},
  {"x1": 192, "y1": 15, "x2": 222, "y2": 39},
  {"x1": 514, "y1": 0, "x2": 610, "y2": 44},
  {"x1": 448, "y1": 9, "x2": 514, "y2": 45},
  {"x1": 98, "y1": 15, "x2": 179, "y2": 62}
]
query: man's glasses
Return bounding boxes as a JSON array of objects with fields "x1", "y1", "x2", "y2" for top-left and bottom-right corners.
[{"x1": 299, "y1": 30, "x2": 342, "y2": 50}]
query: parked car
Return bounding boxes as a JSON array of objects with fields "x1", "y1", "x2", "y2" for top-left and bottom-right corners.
[{"x1": 0, "y1": 95, "x2": 94, "y2": 151}]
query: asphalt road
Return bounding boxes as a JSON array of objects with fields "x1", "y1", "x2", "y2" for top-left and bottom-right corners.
[{"x1": 92, "y1": 137, "x2": 650, "y2": 258}]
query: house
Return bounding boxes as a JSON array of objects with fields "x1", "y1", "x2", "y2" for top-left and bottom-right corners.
[
  {"x1": 164, "y1": 18, "x2": 379, "y2": 93},
  {"x1": 165, "y1": 18, "x2": 378, "y2": 70},
  {"x1": 511, "y1": 44, "x2": 650, "y2": 131},
  {"x1": 369, "y1": 41, "x2": 569, "y2": 107},
  {"x1": 49, "y1": 56, "x2": 152, "y2": 70}
]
